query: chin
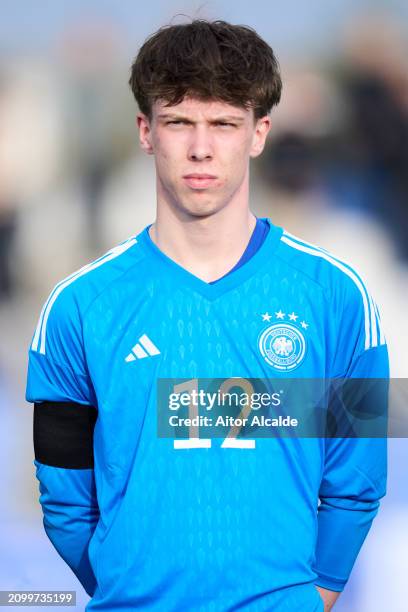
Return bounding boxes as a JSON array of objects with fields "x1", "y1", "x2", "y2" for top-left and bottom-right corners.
[
  {"x1": 178, "y1": 199, "x2": 223, "y2": 219},
  {"x1": 179, "y1": 198, "x2": 233, "y2": 217}
]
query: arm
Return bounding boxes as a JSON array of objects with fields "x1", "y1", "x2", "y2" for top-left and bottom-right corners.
[
  {"x1": 35, "y1": 462, "x2": 99, "y2": 596},
  {"x1": 314, "y1": 436, "x2": 386, "y2": 593},
  {"x1": 33, "y1": 401, "x2": 99, "y2": 597},
  {"x1": 26, "y1": 285, "x2": 100, "y2": 595},
  {"x1": 313, "y1": 263, "x2": 389, "y2": 601}
]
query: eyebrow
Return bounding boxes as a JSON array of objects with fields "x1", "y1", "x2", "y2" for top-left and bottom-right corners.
[{"x1": 157, "y1": 113, "x2": 245, "y2": 123}]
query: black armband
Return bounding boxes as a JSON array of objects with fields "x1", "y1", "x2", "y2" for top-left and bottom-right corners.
[{"x1": 33, "y1": 401, "x2": 97, "y2": 469}]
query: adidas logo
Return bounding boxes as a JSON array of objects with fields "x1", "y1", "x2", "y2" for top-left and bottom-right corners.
[{"x1": 125, "y1": 334, "x2": 161, "y2": 362}]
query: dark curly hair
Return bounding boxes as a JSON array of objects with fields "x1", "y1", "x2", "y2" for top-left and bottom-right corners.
[{"x1": 129, "y1": 19, "x2": 282, "y2": 120}]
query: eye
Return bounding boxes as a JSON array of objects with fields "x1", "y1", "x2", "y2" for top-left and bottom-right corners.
[
  {"x1": 215, "y1": 122, "x2": 236, "y2": 128},
  {"x1": 166, "y1": 120, "x2": 187, "y2": 125}
]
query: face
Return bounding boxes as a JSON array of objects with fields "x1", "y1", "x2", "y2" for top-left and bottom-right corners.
[{"x1": 137, "y1": 97, "x2": 271, "y2": 218}]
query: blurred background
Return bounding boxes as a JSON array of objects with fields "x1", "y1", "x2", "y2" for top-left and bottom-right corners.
[{"x1": 1, "y1": 0, "x2": 407, "y2": 610}]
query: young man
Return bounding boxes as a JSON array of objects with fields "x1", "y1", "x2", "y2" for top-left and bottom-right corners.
[{"x1": 27, "y1": 20, "x2": 388, "y2": 612}]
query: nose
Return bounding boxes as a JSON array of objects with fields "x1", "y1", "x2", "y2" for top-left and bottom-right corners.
[{"x1": 187, "y1": 125, "x2": 214, "y2": 161}]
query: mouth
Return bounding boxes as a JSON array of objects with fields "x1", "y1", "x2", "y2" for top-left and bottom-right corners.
[{"x1": 183, "y1": 174, "x2": 218, "y2": 189}]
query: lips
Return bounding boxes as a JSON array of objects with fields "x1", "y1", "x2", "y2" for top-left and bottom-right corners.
[{"x1": 183, "y1": 174, "x2": 217, "y2": 189}]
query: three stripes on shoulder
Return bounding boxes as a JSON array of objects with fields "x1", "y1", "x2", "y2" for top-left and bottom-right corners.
[
  {"x1": 31, "y1": 237, "x2": 137, "y2": 356},
  {"x1": 281, "y1": 230, "x2": 386, "y2": 351}
]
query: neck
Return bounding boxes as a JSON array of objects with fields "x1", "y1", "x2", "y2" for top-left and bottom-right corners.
[{"x1": 149, "y1": 197, "x2": 257, "y2": 283}]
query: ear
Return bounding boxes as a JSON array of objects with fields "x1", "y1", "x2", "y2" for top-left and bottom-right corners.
[
  {"x1": 137, "y1": 112, "x2": 154, "y2": 155},
  {"x1": 249, "y1": 115, "x2": 271, "y2": 158}
]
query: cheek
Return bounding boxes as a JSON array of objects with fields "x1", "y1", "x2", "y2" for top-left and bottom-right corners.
[
  {"x1": 221, "y1": 135, "x2": 252, "y2": 165},
  {"x1": 154, "y1": 147, "x2": 174, "y2": 175},
  {"x1": 156, "y1": 141, "x2": 184, "y2": 173},
  {"x1": 229, "y1": 146, "x2": 251, "y2": 176}
]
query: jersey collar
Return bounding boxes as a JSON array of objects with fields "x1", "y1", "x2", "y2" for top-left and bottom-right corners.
[{"x1": 137, "y1": 217, "x2": 283, "y2": 301}]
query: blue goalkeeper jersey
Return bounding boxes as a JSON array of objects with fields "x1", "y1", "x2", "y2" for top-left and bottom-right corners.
[{"x1": 26, "y1": 217, "x2": 388, "y2": 612}]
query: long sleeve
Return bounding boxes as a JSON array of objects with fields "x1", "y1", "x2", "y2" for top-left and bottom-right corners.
[
  {"x1": 26, "y1": 283, "x2": 100, "y2": 595},
  {"x1": 35, "y1": 460, "x2": 99, "y2": 596},
  {"x1": 314, "y1": 301, "x2": 389, "y2": 590}
]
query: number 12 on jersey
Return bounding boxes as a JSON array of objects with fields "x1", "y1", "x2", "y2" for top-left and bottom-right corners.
[{"x1": 171, "y1": 378, "x2": 256, "y2": 450}]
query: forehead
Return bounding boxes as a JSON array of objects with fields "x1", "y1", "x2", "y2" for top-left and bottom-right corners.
[{"x1": 152, "y1": 97, "x2": 251, "y2": 120}]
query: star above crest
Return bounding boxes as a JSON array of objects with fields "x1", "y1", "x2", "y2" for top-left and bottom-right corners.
[{"x1": 260, "y1": 309, "x2": 309, "y2": 330}]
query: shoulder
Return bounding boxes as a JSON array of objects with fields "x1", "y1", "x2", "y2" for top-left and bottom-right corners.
[
  {"x1": 276, "y1": 229, "x2": 383, "y2": 351},
  {"x1": 30, "y1": 234, "x2": 145, "y2": 355},
  {"x1": 277, "y1": 228, "x2": 370, "y2": 298}
]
